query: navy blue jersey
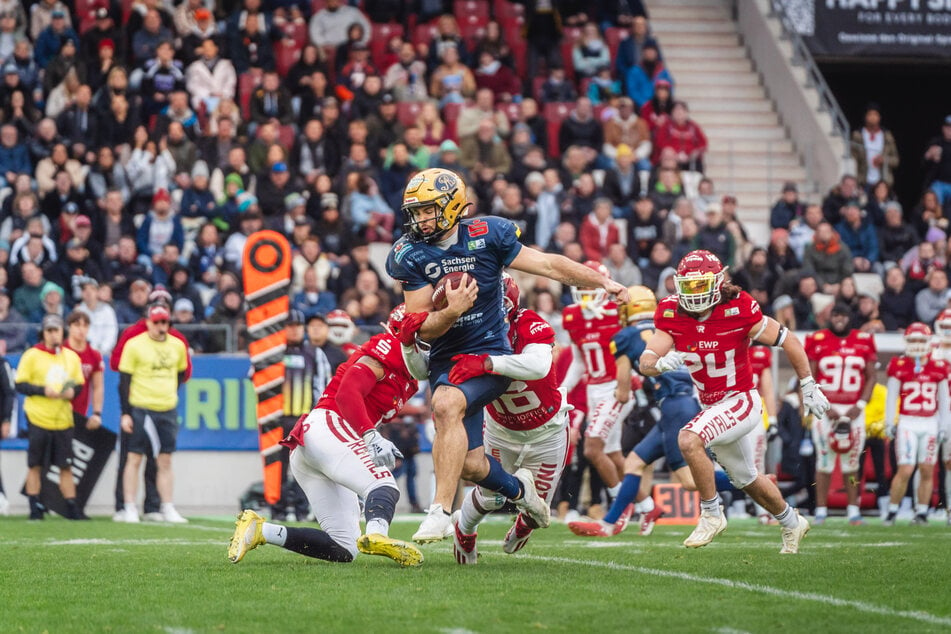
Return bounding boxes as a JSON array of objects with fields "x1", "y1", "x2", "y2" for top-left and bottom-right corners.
[
  {"x1": 386, "y1": 216, "x2": 523, "y2": 371},
  {"x1": 611, "y1": 320, "x2": 694, "y2": 402}
]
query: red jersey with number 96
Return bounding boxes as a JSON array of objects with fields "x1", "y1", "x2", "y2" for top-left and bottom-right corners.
[
  {"x1": 804, "y1": 329, "x2": 877, "y2": 405},
  {"x1": 487, "y1": 309, "x2": 562, "y2": 431},
  {"x1": 315, "y1": 333, "x2": 419, "y2": 429},
  {"x1": 886, "y1": 355, "x2": 949, "y2": 417},
  {"x1": 562, "y1": 302, "x2": 620, "y2": 386},
  {"x1": 654, "y1": 292, "x2": 765, "y2": 406}
]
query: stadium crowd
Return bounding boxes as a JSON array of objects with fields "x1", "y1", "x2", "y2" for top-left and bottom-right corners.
[{"x1": 2, "y1": 0, "x2": 951, "y2": 525}]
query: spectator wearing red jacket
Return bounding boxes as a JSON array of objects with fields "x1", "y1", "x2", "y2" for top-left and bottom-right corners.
[
  {"x1": 579, "y1": 198, "x2": 621, "y2": 261},
  {"x1": 473, "y1": 51, "x2": 520, "y2": 104},
  {"x1": 653, "y1": 100, "x2": 708, "y2": 172}
]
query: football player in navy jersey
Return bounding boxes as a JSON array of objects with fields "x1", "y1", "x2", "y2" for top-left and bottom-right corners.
[
  {"x1": 569, "y1": 286, "x2": 702, "y2": 538},
  {"x1": 386, "y1": 167, "x2": 629, "y2": 543}
]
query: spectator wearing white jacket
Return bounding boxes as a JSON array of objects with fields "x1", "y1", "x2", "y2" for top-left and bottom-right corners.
[
  {"x1": 185, "y1": 39, "x2": 236, "y2": 113},
  {"x1": 76, "y1": 278, "x2": 118, "y2": 357}
]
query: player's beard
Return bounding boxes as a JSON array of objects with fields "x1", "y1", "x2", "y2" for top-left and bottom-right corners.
[{"x1": 829, "y1": 320, "x2": 850, "y2": 337}]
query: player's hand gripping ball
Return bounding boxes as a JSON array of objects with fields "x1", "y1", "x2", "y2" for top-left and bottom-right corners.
[{"x1": 431, "y1": 271, "x2": 468, "y2": 311}]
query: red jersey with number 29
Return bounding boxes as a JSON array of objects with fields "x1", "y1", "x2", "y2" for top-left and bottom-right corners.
[
  {"x1": 804, "y1": 330, "x2": 877, "y2": 405},
  {"x1": 315, "y1": 333, "x2": 419, "y2": 427},
  {"x1": 886, "y1": 356, "x2": 950, "y2": 418},
  {"x1": 487, "y1": 309, "x2": 561, "y2": 431},
  {"x1": 653, "y1": 292, "x2": 765, "y2": 406},
  {"x1": 562, "y1": 302, "x2": 620, "y2": 386}
]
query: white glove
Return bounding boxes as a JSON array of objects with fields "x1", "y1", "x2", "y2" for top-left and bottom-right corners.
[
  {"x1": 885, "y1": 422, "x2": 896, "y2": 440},
  {"x1": 362, "y1": 429, "x2": 403, "y2": 470},
  {"x1": 655, "y1": 350, "x2": 685, "y2": 373},
  {"x1": 800, "y1": 377, "x2": 830, "y2": 419}
]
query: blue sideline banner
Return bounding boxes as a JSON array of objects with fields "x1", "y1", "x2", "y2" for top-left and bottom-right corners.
[{"x1": 2, "y1": 355, "x2": 260, "y2": 451}]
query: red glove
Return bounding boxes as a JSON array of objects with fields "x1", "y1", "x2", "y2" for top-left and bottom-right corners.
[
  {"x1": 395, "y1": 311, "x2": 428, "y2": 346},
  {"x1": 449, "y1": 353, "x2": 492, "y2": 384}
]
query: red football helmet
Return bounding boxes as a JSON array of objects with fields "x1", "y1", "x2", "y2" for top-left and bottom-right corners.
[
  {"x1": 501, "y1": 272, "x2": 520, "y2": 321},
  {"x1": 385, "y1": 303, "x2": 407, "y2": 335},
  {"x1": 674, "y1": 250, "x2": 726, "y2": 313},
  {"x1": 829, "y1": 417, "x2": 857, "y2": 454},
  {"x1": 571, "y1": 260, "x2": 610, "y2": 309},
  {"x1": 934, "y1": 309, "x2": 951, "y2": 343},
  {"x1": 903, "y1": 322, "x2": 932, "y2": 358},
  {"x1": 326, "y1": 309, "x2": 356, "y2": 345}
]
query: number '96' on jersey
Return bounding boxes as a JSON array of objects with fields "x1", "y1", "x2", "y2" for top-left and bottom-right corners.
[
  {"x1": 653, "y1": 292, "x2": 764, "y2": 406},
  {"x1": 804, "y1": 329, "x2": 877, "y2": 406}
]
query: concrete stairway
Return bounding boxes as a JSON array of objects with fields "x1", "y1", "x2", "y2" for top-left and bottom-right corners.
[{"x1": 648, "y1": 0, "x2": 813, "y2": 243}]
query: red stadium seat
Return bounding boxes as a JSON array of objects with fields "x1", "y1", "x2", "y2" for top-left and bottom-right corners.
[
  {"x1": 121, "y1": 0, "x2": 134, "y2": 21},
  {"x1": 532, "y1": 76, "x2": 545, "y2": 101},
  {"x1": 321, "y1": 46, "x2": 336, "y2": 84},
  {"x1": 78, "y1": 11, "x2": 98, "y2": 34},
  {"x1": 397, "y1": 101, "x2": 424, "y2": 127},
  {"x1": 509, "y1": 38, "x2": 527, "y2": 77},
  {"x1": 413, "y1": 21, "x2": 440, "y2": 48},
  {"x1": 283, "y1": 22, "x2": 309, "y2": 48},
  {"x1": 277, "y1": 124, "x2": 297, "y2": 149},
  {"x1": 459, "y1": 18, "x2": 487, "y2": 51},
  {"x1": 497, "y1": 102, "x2": 520, "y2": 123},
  {"x1": 454, "y1": 0, "x2": 489, "y2": 23},
  {"x1": 311, "y1": 0, "x2": 326, "y2": 14},
  {"x1": 371, "y1": 22, "x2": 404, "y2": 69},
  {"x1": 442, "y1": 102, "x2": 462, "y2": 141},
  {"x1": 275, "y1": 40, "x2": 302, "y2": 76},
  {"x1": 238, "y1": 72, "x2": 260, "y2": 121},
  {"x1": 605, "y1": 27, "x2": 628, "y2": 63},
  {"x1": 560, "y1": 39, "x2": 576, "y2": 80},
  {"x1": 75, "y1": 0, "x2": 99, "y2": 15},
  {"x1": 544, "y1": 102, "x2": 574, "y2": 158},
  {"x1": 494, "y1": 0, "x2": 524, "y2": 22}
]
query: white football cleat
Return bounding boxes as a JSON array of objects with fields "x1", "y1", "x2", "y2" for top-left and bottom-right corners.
[
  {"x1": 412, "y1": 504, "x2": 453, "y2": 543},
  {"x1": 142, "y1": 512, "x2": 166, "y2": 522},
  {"x1": 161, "y1": 504, "x2": 188, "y2": 524},
  {"x1": 780, "y1": 512, "x2": 810, "y2": 554},
  {"x1": 502, "y1": 514, "x2": 534, "y2": 554},
  {"x1": 122, "y1": 506, "x2": 141, "y2": 524},
  {"x1": 683, "y1": 510, "x2": 727, "y2": 548},
  {"x1": 452, "y1": 511, "x2": 478, "y2": 564},
  {"x1": 513, "y1": 468, "x2": 551, "y2": 529}
]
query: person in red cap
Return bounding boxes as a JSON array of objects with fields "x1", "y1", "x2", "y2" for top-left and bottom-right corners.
[
  {"x1": 136, "y1": 188, "x2": 184, "y2": 266},
  {"x1": 80, "y1": 3, "x2": 121, "y2": 63},
  {"x1": 117, "y1": 303, "x2": 191, "y2": 523}
]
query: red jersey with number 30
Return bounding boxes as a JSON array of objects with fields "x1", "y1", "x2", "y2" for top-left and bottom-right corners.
[
  {"x1": 315, "y1": 333, "x2": 418, "y2": 428},
  {"x1": 886, "y1": 356, "x2": 949, "y2": 417},
  {"x1": 749, "y1": 345, "x2": 772, "y2": 390},
  {"x1": 654, "y1": 292, "x2": 764, "y2": 406},
  {"x1": 804, "y1": 330, "x2": 877, "y2": 405},
  {"x1": 562, "y1": 302, "x2": 620, "y2": 386},
  {"x1": 487, "y1": 309, "x2": 562, "y2": 431}
]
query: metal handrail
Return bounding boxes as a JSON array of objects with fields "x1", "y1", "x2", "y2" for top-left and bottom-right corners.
[{"x1": 767, "y1": 0, "x2": 851, "y2": 152}]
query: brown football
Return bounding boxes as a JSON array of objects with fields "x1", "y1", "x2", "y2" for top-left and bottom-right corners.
[{"x1": 431, "y1": 271, "x2": 467, "y2": 310}]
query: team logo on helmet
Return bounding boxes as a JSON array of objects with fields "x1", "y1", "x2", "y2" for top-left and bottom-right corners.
[
  {"x1": 433, "y1": 172, "x2": 456, "y2": 192},
  {"x1": 401, "y1": 168, "x2": 469, "y2": 244}
]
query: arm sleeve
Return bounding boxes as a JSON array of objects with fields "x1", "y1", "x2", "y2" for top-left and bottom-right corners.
[
  {"x1": 560, "y1": 343, "x2": 586, "y2": 393},
  {"x1": 15, "y1": 383, "x2": 44, "y2": 396},
  {"x1": 489, "y1": 343, "x2": 553, "y2": 381},
  {"x1": 401, "y1": 344, "x2": 430, "y2": 382},
  {"x1": 884, "y1": 376, "x2": 899, "y2": 428},
  {"x1": 119, "y1": 372, "x2": 132, "y2": 416},
  {"x1": 334, "y1": 362, "x2": 380, "y2": 436}
]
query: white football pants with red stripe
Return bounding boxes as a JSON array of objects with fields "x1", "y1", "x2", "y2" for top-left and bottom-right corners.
[{"x1": 683, "y1": 389, "x2": 762, "y2": 488}]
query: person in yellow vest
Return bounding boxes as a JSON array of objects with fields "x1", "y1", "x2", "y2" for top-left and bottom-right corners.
[
  {"x1": 117, "y1": 305, "x2": 190, "y2": 524},
  {"x1": 14, "y1": 314, "x2": 85, "y2": 520}
]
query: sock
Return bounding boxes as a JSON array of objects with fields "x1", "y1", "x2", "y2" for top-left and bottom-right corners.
[
  {"x1": 475, "y1": 455, "x2": 522, "y2": 500},
  {"x1": 282, "y1": 526, "x2": 353, "y2": 562},
  {"x1": 846, "y1": 504, "x2": 860, "y2": 519},
  {"x1": 365, "y1": 518, "x2": 389, "y2": 535},
  {"x1": 888, "y1": 503, "x2": 900, "y2": 513},
  {"x1": 603, "y1": 474, "x2": 640, "y2": 524},
  {"x1": 701, "y1": 495, "x2": 722, "y2": 516},
  {"x1": 364, "y1": 485, "x2": 399, "y2": 528},
  {"x1": 916, "y1": 503, "x2": 928, "y2": 516},
  {"x1": 28, "y1": 495, "x2": 43, "y2": 516},
  {"x1": 65, "y1": 498, "x2": 81, "y2": 519},
  {"x1": 639, "y1": 496, "x2": 655, "y2": 514},
  {"x1": 774, "y1": 504, "x2": 799, "y2": 529},
  {"x1": 815, "y1": 505, "x2": 828, "y2": 518},
  {"x1": 606, "y1": 482, "x2": 622, "y2": 503},
  {"x1": 262, "y1": 522, "x2": 288, "y2": 546},
  {"x1": 714, "y1": 470, "x2": 735, "y2": 492},
  {"x1": 458, "y1": 488, "x2": 494, "y2": 534}
]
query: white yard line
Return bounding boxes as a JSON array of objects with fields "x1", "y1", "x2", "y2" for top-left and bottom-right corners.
[{"x1": 510, "y1": 554, "x2": 951, "y2": 628}]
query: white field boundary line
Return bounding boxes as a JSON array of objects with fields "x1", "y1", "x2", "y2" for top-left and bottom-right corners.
[{"x1": 508, "y1": 554, "x2": 951, "y2": 628}]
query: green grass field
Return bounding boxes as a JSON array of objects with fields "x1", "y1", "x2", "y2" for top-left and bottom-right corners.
[{"x1": 3, "y1": 514, "x2": 950, "y2": 633}]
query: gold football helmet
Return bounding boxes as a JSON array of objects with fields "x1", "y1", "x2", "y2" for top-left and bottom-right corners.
[
  {"x1": 401, "y1": 168, "x2": 470, "y2": 243},
  {"x1": 618, "y1": 285, "x2": 657, "y2": 325}
]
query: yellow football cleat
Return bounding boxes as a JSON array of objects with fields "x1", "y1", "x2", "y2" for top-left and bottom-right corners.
[
  {"x1": 229, "y1": 509, "x2": 266, "y2": 563},
  {"x1": 357, "y1": 533, "x2": 424, "y2": 567}
]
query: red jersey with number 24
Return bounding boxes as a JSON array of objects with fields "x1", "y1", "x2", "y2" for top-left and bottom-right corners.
[
  {"x1": 886, "y1": 355, "x2": 949, "y2": 418},
  {"x1": 487, "y1": 308, "x2": 561, "y2": 431},
  {"x1": 804, "y1": 330, "x2": 877, "y2": 405},
  {"x1": 315, "y1": 333, "x2": 419, "y2": 431},
  {"x1": 562, "y1": 302, "x2": 620, "y2": 386},
  {"x1": 653, "y1": 292, "x2": 765, "y2": 406}
]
